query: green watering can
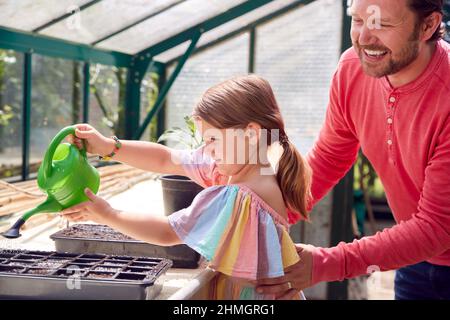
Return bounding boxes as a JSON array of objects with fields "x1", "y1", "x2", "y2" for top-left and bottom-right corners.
[{"x1": 2, "y1": 126, "x2": 100, "y2": 239}]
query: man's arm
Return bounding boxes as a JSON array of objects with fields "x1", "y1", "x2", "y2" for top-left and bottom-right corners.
[
  {"x1": 312, "y1": 115, "x2": 450, "y2": 284},
  {"x1": 256, "y1": 116, "x2": 450, "y2": 298}
]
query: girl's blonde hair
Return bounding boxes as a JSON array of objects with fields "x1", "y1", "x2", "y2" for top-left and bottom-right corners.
[{"x1": 193, "y1": 75, "x2": 311, "y2": 220}]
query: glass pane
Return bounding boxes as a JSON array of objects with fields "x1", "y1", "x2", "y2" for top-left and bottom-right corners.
[
  {"x1": 97, "y1": 0, "x2": 246, "y2": 54},
  {"x1": 0, "y1": 0, "x2": 91, "y2": 31},
  {"x1": 165, "y1": 33, "x2": 249, "y2": 148},
  {"x1": 139, "y1": 70, "x2": 160, "y2": 142},
  {"x1": 255, "y1": 0, "x2": 342, "y2": 155},
  {"x1": 88, "y1": 64, "x2": 126, "y2": 138},
  {"x1": 155, "y1": 0, "x2": 301, "y2": 63},
  {"x1": 0, "y1": 50, "x2": 23, "y2": 180},
  {"x1": 30, "y1": 55, "x2": 84, "y2": 174},
  {"x1": 40, "y1": 0, "x2": 183, "y2": 45}
]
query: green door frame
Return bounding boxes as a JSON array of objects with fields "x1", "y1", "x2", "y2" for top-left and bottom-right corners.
[{"x1": 21, "y1": 52, "x2": 32, "y2": 180}]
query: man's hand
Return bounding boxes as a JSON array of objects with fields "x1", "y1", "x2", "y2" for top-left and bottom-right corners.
[
  {"x1": 256, "y1": 243, "x2": 315, "y2": 299},
  {"x1": 60, "y1": 188, "x2": 117, "y2": 224}
]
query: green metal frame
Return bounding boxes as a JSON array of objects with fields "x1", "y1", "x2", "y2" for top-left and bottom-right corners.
[
  {"x1": 326, "y1": 0, "x2": 354, "y2": 301},
  {"x1": 137, "y1": 0, "x2": 273, "y2": 58},
  {"x1": 124, "y1": 58, "x2": 152, "y2": 140},
  {"x1": 130, "y1": 0, "x2": 278, "y2": 140},
  {"x1": 155, "y1": 64, "x2": 168, "y2": 139},
  {"x1": 32, "y1": 0, "x2": 104, "y2": 33},
  {"x1": 166, "y1": 0, "x2": 315, "y2": 65},
  {"x1": 133, "y1": 31, "x2": 202, "y2": 140},
  {"x1": 249, "y1": 27, "x2": 256, "y2": 73},
  {"x1": 82, "y1": 62, "x2": 90, "y2": 123},
  {"x1": 21, "y1": 52, "x2": 32, "y2": 179},
  {"x1": 1, "y1": 0, "x2": 337, "y2": 181},
  {"x1": 91, "y1": 0, "x2": 187, "y2": 45},
  {"x1": 0, "y1": 0, "x2": 279, "y2": 180},
  {"x1": 0, "y1": 26, "x2": 132, "y2": 67}
]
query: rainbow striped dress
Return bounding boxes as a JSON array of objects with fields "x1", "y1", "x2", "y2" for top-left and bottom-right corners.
[{"x1": 167, "y1": 148, "x2": 304, "y2": 300}]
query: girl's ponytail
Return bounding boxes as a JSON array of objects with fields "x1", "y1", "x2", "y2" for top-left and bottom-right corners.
[{"x1": 276, "y1": 133, "x2": 312, "y2": 222}]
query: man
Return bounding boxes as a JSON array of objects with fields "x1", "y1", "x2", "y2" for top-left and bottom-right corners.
[{"x1": 257, "y1": 0, "x2": 450, "y2": 300}]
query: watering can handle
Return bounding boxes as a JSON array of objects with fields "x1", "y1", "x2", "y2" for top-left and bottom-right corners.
[{"x1": 42, "y1": 126, "x2": 87, "y2": 180}]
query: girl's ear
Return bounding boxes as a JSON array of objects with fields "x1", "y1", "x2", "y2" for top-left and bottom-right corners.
[{"x1": 246, "y1": 122, "x2": 262, "y2": 139}]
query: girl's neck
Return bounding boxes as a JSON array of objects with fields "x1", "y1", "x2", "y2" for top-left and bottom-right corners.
[
  {"x1": 227, "y1": 146, "x2": 274, "y2": 185},
  {"x1": 227, "y1": 164, "x2": 273, "y2": 185}
]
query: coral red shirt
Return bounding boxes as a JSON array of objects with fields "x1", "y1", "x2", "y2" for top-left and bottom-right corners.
[{"x1": 306, "y1": 40, "x2": 450, "y2": 285}]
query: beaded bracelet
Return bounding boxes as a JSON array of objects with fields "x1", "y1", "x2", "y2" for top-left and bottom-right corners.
[{"x1": 99, "y1": 136, "x2": 122, "y2": 161}]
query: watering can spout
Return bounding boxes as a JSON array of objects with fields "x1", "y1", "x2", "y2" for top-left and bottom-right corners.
[
  {"x1": 1, "y1": 197, "x2": 63, "y2": 239},
  {"x1": 1, "y1": 219, "x2": 26, "y2": 239}
]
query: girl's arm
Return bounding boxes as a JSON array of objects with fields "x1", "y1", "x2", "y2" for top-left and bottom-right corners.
[
  {"x1": 106, "y1": 139, "x2": 185, "y2": 175},
  {"x1": 68, "y1": 123, "x2": 185, "y2": 175},
  {"x1": 103, "y1": 209, "x2": 181, "y2": 246},
  {"x1": 60, "y1": 189, "x2": 182, "y2": 246}
]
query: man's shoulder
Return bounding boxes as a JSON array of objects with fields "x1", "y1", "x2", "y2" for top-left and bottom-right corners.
[
  {"x1": 438, "y1": 40, "x2": 450, "y2": 76},
  {"x1": 339, "y1": 47, "x2": 360, "y2": 64},
  {"x1": 334, "y1": 47, "x2": 364, "y2": 76},
  {"x1": 440, "y1": 39, "x2": 450, "y2": 57},
  {"x1": 333, "y1": 47, "x2": 365, "y2": 85},
  {"x1": 433, "y1": 40, "x2": 450, "y2": 91}
]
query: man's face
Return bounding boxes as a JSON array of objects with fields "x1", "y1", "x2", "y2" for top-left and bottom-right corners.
[{"x1": 350, "y1": 0, "x2": 421, "y2": 78}]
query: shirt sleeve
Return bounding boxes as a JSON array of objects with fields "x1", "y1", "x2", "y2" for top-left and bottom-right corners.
[
  {"x1": 305, "y1": 66, "x2": 360, "y2": 209},
  {"x1": 311, "y1": 115, "x2": 450, "y2": 284},
  {"x1": 175, "y1": 146, "x2": 225, "y2": 188}
]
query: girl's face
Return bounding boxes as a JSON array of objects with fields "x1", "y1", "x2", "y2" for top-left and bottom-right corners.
[{"x1": 195, "y1": 119, "x2": 260, "y2": 176}]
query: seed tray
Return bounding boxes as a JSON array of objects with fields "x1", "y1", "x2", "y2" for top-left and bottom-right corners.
[
  {"x1": 50, "y1": 224, "x2": 200, "y2": 268},
  {"x1": 0, "y1": 249, "x2": 172, "y2": 300}
]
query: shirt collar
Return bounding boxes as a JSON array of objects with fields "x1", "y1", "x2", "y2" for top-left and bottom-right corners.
[{"x1": 380, "y1": 40, "x2": 445, "y2": 94}]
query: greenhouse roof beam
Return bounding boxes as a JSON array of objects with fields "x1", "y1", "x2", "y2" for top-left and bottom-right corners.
[
  {"x1": 137, "y1": 0, "x2": 273, "y2": 58},
  {"x1": 32, "y1": 0, "x2": 104, "y2": 33},
  {"x1": 167, "y1": 0, "x2": 314, "y2": 65},
  {"x1": 133, "y1": 31, "x2": 202, "y2": 140},
  {"x1": 0, "y1": 26, "x2": 132, "y2": 67},
  {"x1": 91, "y1": 0, "x2": 188, "y2": 46}
]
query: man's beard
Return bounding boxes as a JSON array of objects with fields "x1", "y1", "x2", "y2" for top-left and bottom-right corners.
[{"x1": 354, "y1": 24, "x2": 421, "y2": 78}]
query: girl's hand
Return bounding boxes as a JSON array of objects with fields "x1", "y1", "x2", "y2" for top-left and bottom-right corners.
[
  {"x1": 67, "y1": 123, "x2": 115, "y2": 157},
  {"x1": 60, "y1": 188, "x2": 117, "y2": 224}
]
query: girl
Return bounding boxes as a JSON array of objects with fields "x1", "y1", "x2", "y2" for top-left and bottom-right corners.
[{"x1": 62, "y1": 75, "x2": 311, "y2": 300}]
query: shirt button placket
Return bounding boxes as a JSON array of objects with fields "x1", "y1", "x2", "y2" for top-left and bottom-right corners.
[{"x1": 387, "y1": 95, "x2": 397, "y2": 165}]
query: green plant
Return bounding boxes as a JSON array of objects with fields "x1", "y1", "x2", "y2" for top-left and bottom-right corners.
[
  {"x1": 157, "y1": 116, "x2": 203, "y2": 149},
  {"x1": 354, "y1": 150, "x2": 385, "y2": 198}
]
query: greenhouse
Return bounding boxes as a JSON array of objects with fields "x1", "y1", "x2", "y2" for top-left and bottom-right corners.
[{"x1": 0, "y1": 0, "x2": 449, "y2": 302}]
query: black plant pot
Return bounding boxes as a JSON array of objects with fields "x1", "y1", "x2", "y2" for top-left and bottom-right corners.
[
  {"x1": 160, "y1": 175, "x2": 204, "y2": 216},
  {"x1": 160, "y1": 175, "x2": 204, "y2": 268}
]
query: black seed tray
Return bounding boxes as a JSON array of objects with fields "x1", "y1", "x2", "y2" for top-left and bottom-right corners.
[
  {"x1": 50, "y1": 224, "x2": 200, "y2": 268},
  {"x1": 0, "y1": 249, "x2": 172, "y2": 300}
]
